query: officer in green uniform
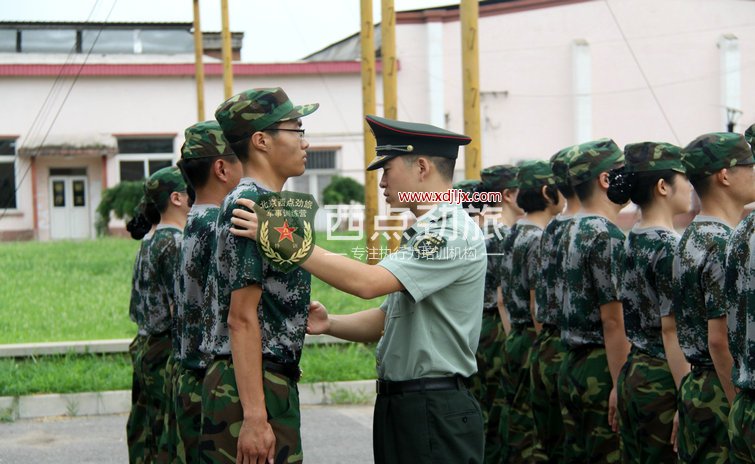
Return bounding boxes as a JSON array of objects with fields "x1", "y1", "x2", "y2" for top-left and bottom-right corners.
[
  {"x1": 529, "y1": 146, "x2": 579, "y2": 463},
  {"x1": 673, "y1": 132, "x2": 755, "y2": 463},
  {"x1": 231, "y1": 114, "x2": 487, "y2": 463},
  {"x1": 558, "y1": 139, "x2": 630, "y2": 463},
  {"x1": 198, "y1": 88, "x2": 318, "y2": 464},
  {"x1": 606, "y1": 142, "x2": 692, "y2": 462},
  {"x1": 503, "y1": 160, "x2": 563, "y2": 462},
  {"x1": 173, "y1": 121, "x2": 241, "y2": 464},
  {"x1": 127, "y1": 166, "x2": 190, "y2": 463}
]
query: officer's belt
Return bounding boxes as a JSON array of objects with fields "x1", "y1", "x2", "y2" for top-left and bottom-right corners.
[
  {"x1": 213, "y1": 354, "x2": 302, "y2": 383},
  {"x1": 376, "y1": 375, "x2": 466, "y2": 396}
]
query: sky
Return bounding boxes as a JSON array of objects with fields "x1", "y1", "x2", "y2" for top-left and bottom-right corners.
[{"x1": 2, "y1": 0, "x2": 453, "y2": 62}]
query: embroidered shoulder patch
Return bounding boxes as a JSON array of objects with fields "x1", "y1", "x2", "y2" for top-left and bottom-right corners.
[{"x1": 413, "y1": 233, "x2": 447, "y2": 259}]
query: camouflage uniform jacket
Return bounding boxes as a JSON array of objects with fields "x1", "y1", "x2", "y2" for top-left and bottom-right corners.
[
  {"x1": 508, "y1": 220, "x2": 543, "y2": 327},
  {"x1": 499, "y1": 222, "x2": 519, "y2": 319},
  {"x1": 561, "y1": 214, "x2": 625, "y2": 348},
  {"x1": 672, "y1": 216, "x2": 731, "y2": 367},
  {"x1": 725, "y1": 211, "x2": 755, "y2": 389},
  {"x1": 142, "y1": 225, "x2": 182, "y2": 336},
  {"x1": 621, "y1": 226, "x2": 680, "y2": 360},
  {"x1": 535, "y1": 215, "x2": 572, "y2": 326},
  {"x1": 202, "y1": 177, "x2": 311, "y2": 364},
  {"x1": 483, "y1": 222, "x2": 508, "y2": 310},
  {"x1": 129, "y1": 233, "x2": 152, "y2": 336},
  {"x1": 176, "y1": 204, "x2": 219, "y2": 369}
]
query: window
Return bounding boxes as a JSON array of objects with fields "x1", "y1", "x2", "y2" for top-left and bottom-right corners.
[
  {"x1": 116, "y1": 136, "x2": 175, "y2": 182},
  {"x1": 0, "y1": 138, "x2": 17, "y2": 209},
  {"x1": 285, "y1": 149, "x2": 338, "y2": 204}
]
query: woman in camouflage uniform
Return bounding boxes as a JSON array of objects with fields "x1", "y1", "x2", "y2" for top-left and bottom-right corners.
[{"x1": 607, "y1": 142, "x2": 691, "y2": 463}]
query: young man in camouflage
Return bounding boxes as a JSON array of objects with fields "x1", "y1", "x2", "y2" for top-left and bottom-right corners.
[
  {"x1": 607, "y1": 142, "x2": 691, "y2": 462},
  {"x1": 199, "y1": 88, "x2": 318, "y2": 464},
  {"x1": 673, "y1": 132, "x2": 755, "y2": 463},
  {"x1": 173, "y1": 121, "x2": 241, "y2": 464},
  {"x1": 530, "y1": 146, "x2": 579, "y2": 463},
  {"x1": 558, "y1": 139, "x2": 630, "y2": 463}
]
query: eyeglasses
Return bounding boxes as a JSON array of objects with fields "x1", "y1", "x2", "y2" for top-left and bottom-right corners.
[{"x1": 264, "y1": 128, "x2": 306, "y2": 138}]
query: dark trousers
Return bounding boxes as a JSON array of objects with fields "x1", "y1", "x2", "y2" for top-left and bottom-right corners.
[{"x1": 373, "y1": 386, "x2": 484, "y2": 464}]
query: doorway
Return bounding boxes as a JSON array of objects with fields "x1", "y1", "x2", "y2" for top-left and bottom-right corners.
[{"x1": 49, "y1": 168, "x2": 90, "y2": 239}]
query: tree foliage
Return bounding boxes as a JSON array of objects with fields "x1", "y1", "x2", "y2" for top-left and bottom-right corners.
[
  {"x1": 322, "y1": 176, "x2": 364, "y2": 205},
  {"x1": 95, "y1": 181, "x2": 143, "y2": 236}
]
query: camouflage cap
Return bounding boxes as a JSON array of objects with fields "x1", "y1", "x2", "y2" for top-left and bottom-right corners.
[
  {"x1": 214, "y1": 87, "x2": 319, "y2": 143},
  {"x1": 517, "y1": 160, "x2": 555, "y2": 190},
  {"x1": 144, "y1": 166, "x2": 187, "y2": 210},
  {"x1": 624, "y1": 142, "x2": 685, "y2": 174},
  {"x1": 568, "y1": 138, "x2": 624, "y2": 185},
  {"x1": 550, "y1": 145, "x2": 576, "y2": 185},
  {"x1": 745, "y1": 124, "x2": 755, "y2": 155},
  {"x1": 181, "y1": 120, "x2": 236, "y2": 160},
  {"x1": 682, "y1": 132, "x2": 754, "y2": 177},
  {"x1": 453, "y1": 179, "x2": 481, "y2": 195},
  {"x1": 480, "y1": 164, "x2": 518, "y2": 191}
]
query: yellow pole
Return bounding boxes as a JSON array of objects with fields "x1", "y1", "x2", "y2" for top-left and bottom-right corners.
[
  {"x1": 460, "y1": 0, "x2": 481, "y2": 179},
  {"x1": 381, "y1": 0, "x2": 400, "y2": 251},
  {"x1": 192, "y1": 0, "x2": 206, "y2": 121},
  {"x1": 220, "y1": 0, "x2": 233, "y2": 99},
  {"x1": 361, "y1": 0, "x2": 379, "y2": 264}
]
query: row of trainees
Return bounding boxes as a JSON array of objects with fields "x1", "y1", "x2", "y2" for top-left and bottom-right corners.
[
  {"x1": 453, "y1": 128, "x2": 755, "y2": 463},
  {"x1": 126, "y1": 86, "x2": 492, "y2": 464}
]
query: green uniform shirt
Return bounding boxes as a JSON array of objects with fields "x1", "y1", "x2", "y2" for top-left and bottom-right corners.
[
  {"x1": 203, "y1": 178, "x2": 311, "y2": 363},
  {"x1": 483, "y1": 222, "x2": 508, "y2": 310},
  {"x1": 508, "y1": 220, "x2": 542, "y2": 327},
  {"x1": 536, "y1": 215, "x2": 572, "y2": 326},
  {"x1": 129, "y1": 233, "x2": 152, "y2": 337},
  {"x1": 142, "y1": 225, "x2": 182, "y2": 336},
  {"x1": 176, "y1": 204, "x2": 218, "y2": 369},
  {"x1": 672, "y1": 216, "x2": 731, "y2": 367},
  {"x1": 376, "y1": 203, "x2": 487, "y2": 381},
  {"x1": 725, "y1": 211, "x2": 755, "y2": 389},
  {"x1": 561, "y1": 214, "x2": 625, "y2": 348},
  {"x1": 621, "y1": 226, "x2": 679, "y2": 359}
]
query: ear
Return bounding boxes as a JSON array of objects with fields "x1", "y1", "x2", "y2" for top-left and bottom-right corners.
[
  {"x1": 502, "y1": 188, "x2": 514, "y2": 204},
  {"x1": 416, "y1": 157, "x2": 431, "y2": 180},
  {"x1": 597, "y1": 171, "x2": 610, "y2": 190},
  {"x1": 541, "y1": 185, "x2": 553, "y2": 205},
  {"x1": 656, "y1": 177, "x2": 670, "y2": 197},
  {"x1": 250, "y1": 131, "x2": 271, "y2": 153},
  {"x1": 717, "y1": 168, "x2": 732, "y2": 187},
  {"x1": 169, "y1": 191, "x2": 184, "y2": 207},
  {"x1": 214, "y1": 158, "x2": 229, "y2": 182}
]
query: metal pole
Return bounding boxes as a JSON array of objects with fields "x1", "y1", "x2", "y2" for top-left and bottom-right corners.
[
  {"x1": 220, "y1": 0, "x2": 233, "y2": 99},
  {"x1": 361, "y1": 0, "x2": 379, "y2": 263},
  {"x1": 381, "y1": 0, "x2": 401, "y2": 251},
  {"x1": 460, "y1": 0, "x2": 481, "y2": 179},
  {"x1": 192, "y1": 0, "x2": 206, "y2": 121}
]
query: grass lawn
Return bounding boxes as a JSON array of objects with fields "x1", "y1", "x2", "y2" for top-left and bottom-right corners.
[{"x1": 0, "y1": 233, "x2": 385, "y2": 344}]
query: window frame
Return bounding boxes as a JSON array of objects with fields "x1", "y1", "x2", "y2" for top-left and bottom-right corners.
[
  {"x1": 114, "y1": 135, "x2": 176, "y2": 183},
  {"x1": 0, "y1": 137, "x2": 18, "y2": 212}
]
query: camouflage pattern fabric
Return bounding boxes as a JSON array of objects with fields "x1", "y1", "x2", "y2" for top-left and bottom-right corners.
[
  {"x1": 481, "y1": 164, "x2": 519, "y2": 191},
  {"x1": 142, "y1": 225, "x2": 182, "y2": 336},
  {"x1": 566, "y1": 139, "x2": 624, "y2": 186},
  {"x1": 672, "y1": 217, "x2": 732, "y2": 367},
  {"x1": 621, "y1": 227, "x2": 680, "y2": 359},
  {"x1": 516, "y1": 160, "x2": 555, "y2": 190},
  {"x1": 535, "y1": 215, "x2": 572, "y2": 326},
  {"x1": 728, "y1": 391, "x2": 755, "y2": 463},
  {"x1": 127, "y1": 335, "x2": 149, "y2": 464},
  {"x1": 561, "y1": 214, "x2": 625, "y2": 348},
  {"x1": 558, "y1": 346, "x2": 620, "y2": 463},
  {"x1": 623, "y1": 141, "x2": 685, "y2": 173},
  {"x1": 156, "y1": 352, "x2": 179, "y2": 462},
  {"x1": 617, "y1": 349, "x2": 677, "y2": 463},
  {"x1": 141, "y1": 332, "x2": 171, "y2": 461},
  {"x1": 482, "y1": 222, "x2": 507, "y2": 311},
  {"x1": 215, "y1": 87, "x2": 319, "y2": 143},
  {"x1": 181, "y1": 120, "x2": 235, "y2": 160},
  {"x1": 499, "y1": 222, "x2": 518, "y2": 319},
  {"x1": 682, "y1": 132, "x2": 754, "y2": 177},
  {"x1": 144, "y1": 166, "x2": 187, "y2": 212},
  {"x1": 129, "y1": 237, "x2": 151, "y2": 337},
  {"x1": 199, "y1": 358, "x2": 303, "y2": 464},
  {"x1": 724, "y1": 211, "x2": 755, "y2": 390},
  {"x1": 201, "y1": 178, "x2": 311, "y2": 362},
  {"x1": 677, "y1": 368, "x2": 730, "y2": 463},
  {"x1": 177, "y1": 204, "x2": 219, "y2": 370},
  {"x1": 503, "y1": 221, "x2": 541, "y2": 327},
  {"x1": 529, "y1": 325, "x2": 566, "y2": 463},
  {"x1": 175, "y1": 365, "x2": 204, "y2": 464}
]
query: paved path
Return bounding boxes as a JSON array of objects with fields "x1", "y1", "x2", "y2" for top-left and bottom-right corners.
[{"x1": 0, "y1": 405, "x2": 373, "y2": 463}]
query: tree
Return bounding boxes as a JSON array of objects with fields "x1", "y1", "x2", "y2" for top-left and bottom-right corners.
[
  {"x1": 322, "y1": 176, "x2": 364, "y2": 205},
  {"x1": 95, "y1": 181, "x2": 143, "y2": 236}
]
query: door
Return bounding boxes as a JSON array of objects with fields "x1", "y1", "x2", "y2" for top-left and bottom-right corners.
[{"x1": 49, "y1": 175, "x2": 90, "y2": 239}]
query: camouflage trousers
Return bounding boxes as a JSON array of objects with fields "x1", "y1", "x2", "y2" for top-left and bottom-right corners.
[
  {"x1": 141, "y1": 332, "x2": 172, "y2": 463},
  {"x1": 468, "y1": 311, "x2": 507, "y2": 464},
  {"x1": 558, "y1": 345, "x2": 621, "y2": 464},
  {"x1": 617, "y1": 348, "x2": 677, "y2": 464},
  {"x1": 529, "y1": 325, "x2": 565, "y2": 464},
  {"x1": 175, "y1": 365, "x2": 205, "y2": 464},
  {"x1": 127, "y1": 335, "x2": 148, "y2": 464},
  {"x1": 501, "y1": 325, "x2": 544, "y2": 463},
  {"x1": 728, "y1": 390, "x2": 755, "y2": 463},
  {"x1": 199, "y1": 358, "x2": 303, "y2": 464},
  {"x1": 156, "y1": 353, "x2": 180, "y2": 462},
  {"x1": 677, "y1": 367, "x2": 730, "y2": 464}
]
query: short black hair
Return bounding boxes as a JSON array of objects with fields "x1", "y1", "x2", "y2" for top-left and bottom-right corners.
[
  {"x1": 516, "y1": 185, "x2": 560, "y2": 213},
  {"x1": 229, "y1": 137, "x2": 251, "y2": 162},
  {"x1": 689, "y1": 174, "x2": 712, "y2": 198},
  {"x1": 574, "y1": 178, "x2": 596, "y2": 202},
  {"x1": 556, "y1": 181, "x2": 576, "y2": 199},
  {"x1": 402, "y1": 155, "x2": 456, "y2": 181},
  {"x1": 607, "y1": 169, "x2": 678, "y2": 207},
  {"x1": 178, "y1": 155, "x2": 238, "y2": 190}
]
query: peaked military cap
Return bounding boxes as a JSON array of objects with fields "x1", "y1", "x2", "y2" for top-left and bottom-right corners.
[
  {"x1": 181, "y1": 121, "x2": 236, "y2": 160},
  {"x1": 624, "y1": 142, "x2": 684, "y2": 174},
  {"x1": 215, "y1": 87, "x2": 319, "y2": 143},
  {"x1": 453, "y1": 179, "x2": 481, "y2": 195},
  {"x1": 682, "y1": 132, "x2": 754, "y2": 177},
  {"x1": 144, "y1": 166, "x2": 186, "y2": 210},
  {"x1": 568, "y1": 138, "x2": 624, "y2": 185},
  {"x1": 365, "y1": 115, "x2": 471, "y2": 171},
  {"x1": 550, "y1": 145, "x2": 576, "y2": 185},
  {"x1": 517, "y1": 160, "x2": 555, "y2": 190},
  {"x1": 481, "y1": 164, "x2": 518, "y2": 190}
]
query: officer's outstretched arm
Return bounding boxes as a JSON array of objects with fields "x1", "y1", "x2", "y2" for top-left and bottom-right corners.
[{"x1": 308, "y1": 301, "x2": 385, "y2": 343}]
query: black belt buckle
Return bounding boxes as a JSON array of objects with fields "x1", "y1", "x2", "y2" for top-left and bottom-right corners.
[{"x1": 376, "y1": 376, "x2": 464, "y2": 396}]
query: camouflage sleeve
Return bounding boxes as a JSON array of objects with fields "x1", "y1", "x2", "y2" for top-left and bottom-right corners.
[
  {"x1": 221, "y1": 194, "x2": 264, "y2": 292},
  {"x1": 156, "y1": 233, "x2": 181, "y2": 306},
  {"x1": 534, "y1": 232, "x2": 549, "y2": 313},
  {"x1": 702, "y1": 238, "x2": 728, "y2": 320},
  {"x1": 525, "y1": 231, "x2": 542, "y2": 290},
  {"x1": 129, "y1": 250, "x2": 140, "y2": 323},
  {"x1": 655, "y1": 240, "x2": 675, "y2": 318},
  {"x1": 589, "y1": 229, "x2": 623, "y2": 306}
]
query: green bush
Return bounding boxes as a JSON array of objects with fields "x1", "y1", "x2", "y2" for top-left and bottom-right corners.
[
  {"x1": 322, "y1": 176, "x2": 364, "y2": 205},
  {"x1": 95, "y1": 181, "x2": 144, "y2": 236}
]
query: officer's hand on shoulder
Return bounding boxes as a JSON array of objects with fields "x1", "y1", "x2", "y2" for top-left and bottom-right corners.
[
  {"x1": 230, "y1": 198, "x2": 259, "y2": 240},
  {"x1": 306, "y1": 301, "x2": 330, "y2": 335}
]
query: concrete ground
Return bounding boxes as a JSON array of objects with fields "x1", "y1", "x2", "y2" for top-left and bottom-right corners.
[{"x1": 0, "y1": 404, "x2": 373, "y2": 463}]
